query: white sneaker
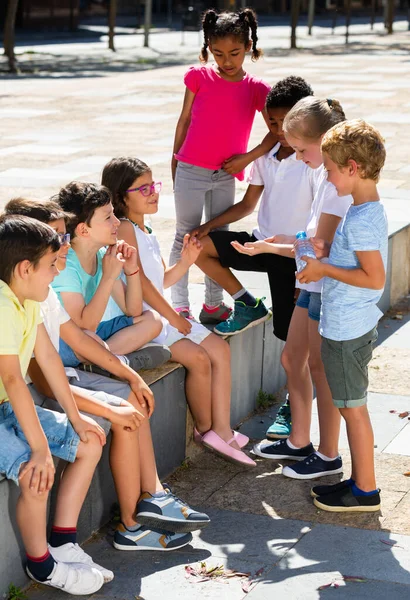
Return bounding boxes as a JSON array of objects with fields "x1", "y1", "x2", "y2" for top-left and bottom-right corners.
[
  {"x1": 27, "y1": 560, "x2": 104, "y2": 595},
  {"x1": 49, "y1": 542, "x2": 114, "y2": 582}
]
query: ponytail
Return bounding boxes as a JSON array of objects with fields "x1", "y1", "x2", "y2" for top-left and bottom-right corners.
[
  {"x1": 199, "y1": 7, "x2": 262, "y2": 63},
  {"x1": 283, "y1": 96, "x2": 346, "y2": 141}
]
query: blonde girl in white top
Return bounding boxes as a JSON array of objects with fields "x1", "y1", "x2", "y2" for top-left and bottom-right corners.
[{"x1": 234, "y1": 97, "x2": 352, "y2": 481}]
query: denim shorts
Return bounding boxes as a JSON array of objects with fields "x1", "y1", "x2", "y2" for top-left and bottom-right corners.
[
  {"x1": 321, "y1": 326, "x2": 378, "y2": 408},
  {"x1": 0, "y1": 401, "x2": 79, "y2": 485},
  {"x1": 295, "y1": 290, "x2": 322, "y2": 322},
  {"x1": 59, "y1": 315, "x2": 134, "y2": 367}
]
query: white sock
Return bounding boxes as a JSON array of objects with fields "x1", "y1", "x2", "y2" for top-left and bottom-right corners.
[
  {"x1": 115, "y1": 354, "x2": 129, "y2": 366},
  {"x1": 232, "y1": 288, "x2": 247, "y2": 300},
  {"x1": 286, "y1": 439, "x2": 301, "y2": 450},
  {"x1": 315, "y1": 450, "x2": 339, "y2": 461}
]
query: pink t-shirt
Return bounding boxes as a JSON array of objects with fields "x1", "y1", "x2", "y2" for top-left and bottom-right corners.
[{"x1": 175, "y1": 66, "x2": 270, "y2": 181}]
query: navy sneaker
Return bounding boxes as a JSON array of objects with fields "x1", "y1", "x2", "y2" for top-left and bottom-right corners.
[
  {"x1": 113, "y1": 523, "x2": 192, "y2": 551},
  {"x1": 310, "y1": 479, "x2": 353, "y2": 499},
  {"x1": 282, "y1": 453, "x2": 343, "y2": 480},
  {"x1": 136, "y1": 485, "x2": 210, "y2": 533},
  {"x1": 314, "y1": 486, "x2": 381, "y2": 513},
  {"x1": 253, "y1": 439, "x2": 314, "y2": 460}
]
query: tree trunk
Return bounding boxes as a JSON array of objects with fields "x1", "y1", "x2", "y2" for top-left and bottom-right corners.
[
  {"x1": 290, "y1": 0, "x2": 300, "y2": 49},
  {"x1": 144, "y1": 0, "x2": 153, "y2": 48},
  {"x1": 108, "y1": 0, "x2": 117, "y2": 51},
  {"x1": 3, "y1": 0, "x2": 19, "y2": 73}
]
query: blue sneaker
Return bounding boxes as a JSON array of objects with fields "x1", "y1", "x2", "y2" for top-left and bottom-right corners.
[
  {"x1": 214, "y1": 298, "x2": 271, "y2": 336},
  {"x1": 113, "y1": 523, "x2": 192, "y2": 551},
  {"x1": 282, "y1": 452, "x2": 343, "y2": 480},
  {"x1": 136, "y1": 485, "x2": 210, "y2": 533},
  {"x1": 266, "y1": 397, "x2": 292, "y2": 439}
]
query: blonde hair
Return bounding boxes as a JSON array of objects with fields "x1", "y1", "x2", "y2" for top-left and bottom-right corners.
[
  {"x1": 321, "y1": 119, "x2": 386, "y2": 182},
  {"x1": 283, "y1": 96, "x2": 346, "y2": 141}
]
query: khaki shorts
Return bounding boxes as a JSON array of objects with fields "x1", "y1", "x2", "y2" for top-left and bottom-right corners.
[{"x1": 321, "y1": 326, "x2": 378, "y2": 408}]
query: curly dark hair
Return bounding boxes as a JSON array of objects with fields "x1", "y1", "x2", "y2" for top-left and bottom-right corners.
[
  {"x1": 52, "y1": 182, "x2": 112, "y2": 238},
  {"x1": 266, "y1": 76, "x2": 314, "y2": 110},
  {"x1": 200, "y1": 8, "x2": 262, "y2": 63}
]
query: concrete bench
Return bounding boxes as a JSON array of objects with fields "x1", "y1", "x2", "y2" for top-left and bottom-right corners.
[{"x1": 1, "y1": 212, "x2": 409, "y2": 595}]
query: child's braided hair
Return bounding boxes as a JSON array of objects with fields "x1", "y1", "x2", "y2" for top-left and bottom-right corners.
[{"x1": 200, "y1": 8, "x2": 262, "y2": 63}]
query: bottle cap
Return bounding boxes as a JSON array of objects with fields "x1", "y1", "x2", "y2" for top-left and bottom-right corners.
[{"x1": 296, "y1": 231, "x2": 307, "y2": 239}]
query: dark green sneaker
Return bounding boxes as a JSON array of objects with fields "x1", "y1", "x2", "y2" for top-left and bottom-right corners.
[
  {"x1": 213, "y1": 298, "x2": 271, "y2": 336},
  {"x1": 266, "y1": 397, "x2": 292, "y2": 439}
]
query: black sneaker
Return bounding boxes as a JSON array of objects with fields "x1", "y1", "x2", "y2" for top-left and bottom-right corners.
[
  {"x1": 252, "y1": 439, "x2": 314, "y2": 460},
  {"x1": 282, "y1": 453, "x2": 343, "y2": 480},
  {"x1": 314, "y1": 486, "x2": 381, "y2": 512},
  {"x1": 310, "y1": 479, "x2": 353, "y2": 498}
]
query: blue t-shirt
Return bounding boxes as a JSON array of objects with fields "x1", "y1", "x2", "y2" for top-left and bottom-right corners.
[
  {"x1": 52, "y1": 247, "x2": 105, "y2": 306},
  {"x1": 320, "y1": 201, "x2": 388, "y2": 341}
]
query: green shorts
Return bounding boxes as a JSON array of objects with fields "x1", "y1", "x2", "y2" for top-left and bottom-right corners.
[{"x1": 321, "y1": 326, "x2": 378, "y2": 408}]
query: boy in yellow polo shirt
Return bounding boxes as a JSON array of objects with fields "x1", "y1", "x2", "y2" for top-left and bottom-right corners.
[{"x1": 0, "y1": 215, "x2": 112, "y2": 595}]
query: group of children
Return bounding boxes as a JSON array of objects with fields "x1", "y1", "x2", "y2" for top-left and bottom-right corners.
[{"x1": 0, "y1": 6, "x2": 388, "y2": 595}]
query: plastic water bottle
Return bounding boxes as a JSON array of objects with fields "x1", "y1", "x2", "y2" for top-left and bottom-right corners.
[{"x1": 295, "y1": 231, "x2": 316, "y2": 273}]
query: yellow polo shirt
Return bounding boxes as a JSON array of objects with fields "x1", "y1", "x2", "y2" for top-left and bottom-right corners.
[{"x1": 0, "y1": 281, "x2": 42, "y2": 404}]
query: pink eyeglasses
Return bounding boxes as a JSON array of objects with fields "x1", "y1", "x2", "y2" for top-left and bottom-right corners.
[{"x1": 126, "y1": 182, "x2": 162, "y2": 196}]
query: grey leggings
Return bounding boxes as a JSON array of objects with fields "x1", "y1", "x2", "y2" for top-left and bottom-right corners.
[{"x1": 170, "y1": 161, "x2": 235, "y2": 309}]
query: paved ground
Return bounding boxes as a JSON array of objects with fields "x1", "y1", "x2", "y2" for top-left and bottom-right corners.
[{"x1": 2, "y1": 18, "x2": 410, "y2": 600}]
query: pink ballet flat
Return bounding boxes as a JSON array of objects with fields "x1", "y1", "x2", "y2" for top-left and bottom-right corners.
[
  {"x1": 194, "y1": 428, "x2": 249, "y2": 448},
  {"x1": 202, "y1": 430, "x2": 256, "y2": 467}
]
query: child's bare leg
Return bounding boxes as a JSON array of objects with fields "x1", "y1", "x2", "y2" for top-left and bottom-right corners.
[
  {"x1": 109, "y1": 397, "x2": 162, "y2": 528},
  {"x1": 53, "y1": 434, "x2": 102, "y2": 527},
  {"x1": 169, "y1": 339, "x2": 212, "y2": 434},
  {"x1": 17, "y1": 473, "x2": 49, "y2": 557},
  {"x1": 106, "y1": 311, "x2": 162, "y2": 355},
  {"x1": 199, "y1": 334, "x2": 239, "y2": 446},
  {"x1": 340, "y1": 405, "x2": 376, "y2": 491},
  {"x1": 281, "y1": 307, "x2": 312, "y2": 448},
  {"x1": 75, "y1": 330, "x2": 108, "y2": 363},
  {"x1": 196, "y1": 235, "x2": 243, "y2": 296},
  {"x1": 308, "y1": 319, "x2": 341, "y2": 458}
]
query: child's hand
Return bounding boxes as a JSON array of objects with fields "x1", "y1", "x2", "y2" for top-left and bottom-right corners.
[
  {"x1": 222, "y1": 153, "x2": 248, "y2": 175},
  {"x1": 190, "y1": 223, "x2": 211, "y2": 240},
  {"x1": 311, "y1": 237, "x2": 331, "y2": 260},
  {"x1": 102, "y1": 244, "x2": 126, "y2": 281},
  {"x1": 19, "y1": 447, "x2": 55, "y2": 494},
  {"x1": 129, "y1": 375, "x2": 156, "y2": 417},
  {"x1": 117, "y1": 240, "x2": 139, "y2": 275},
  {"x1": 169, "y1": 312, "x2": 192, "y2": 336},
  {"x1": 180, "y1": 234, "x2": 202, "y2": 266},
  {"x1": 265, "y1": 234, "x2": 295, "y2": 244},
  {"x1": 296, "y1": 257, "x2": 325, "y2": 284},
  {"x1": 231, "y1": 239, "x2": 270, "y2": 256},
  {"x1": 107, "y1": 403, "x2": 145, "y2": 431},
  {"x1": 72, "y1": 414, "x2": 106, "y2": 446}
]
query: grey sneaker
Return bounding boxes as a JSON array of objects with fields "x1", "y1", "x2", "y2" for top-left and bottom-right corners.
[
  {"x1": 126, "y1": 343, "x2": 171, "y2": 371},
  {"x1": 199, "y1": 303, "x2": 233, "y2": 325}
]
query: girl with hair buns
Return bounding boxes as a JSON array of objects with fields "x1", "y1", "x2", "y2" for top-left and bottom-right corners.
[
  {"x1": 234, "y1": 97, "x2": 352, "y2": 481},
  {"x1": 170, "y1": 8, "x2": 272, "y2": 324}
]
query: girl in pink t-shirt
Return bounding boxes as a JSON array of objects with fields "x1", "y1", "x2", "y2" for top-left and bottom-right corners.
[{"x1": 169, "y1": 8, "x2": 271, "y2": 322}]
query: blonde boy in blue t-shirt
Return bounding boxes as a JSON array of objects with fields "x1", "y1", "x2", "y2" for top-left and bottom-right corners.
[{"x1": 296, "y1": 119, "x2": 387, "y2": 513}]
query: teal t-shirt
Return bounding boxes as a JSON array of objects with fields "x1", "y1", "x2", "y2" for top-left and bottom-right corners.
[{"x1": 52, "y1": 247, "x2": 106, "y2": 307}]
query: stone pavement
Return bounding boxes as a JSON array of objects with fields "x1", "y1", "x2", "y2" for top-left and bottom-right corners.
[{"x1": 1, "y1": 18, "x2": 410, "y2": 600}]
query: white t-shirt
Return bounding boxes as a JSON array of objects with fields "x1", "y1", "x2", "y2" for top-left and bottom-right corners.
[
  {"x1": 297, "y1": 166, "x2": 352, "y2": 293},
  {"x1": 250, "y1": 143, "x2": 315, "y2": 240},
  {"x1": 41, "y1": 287, "x2": 70, "y2": 351},
  {"x1": 40, "y1": 287, "x2": 78, "y2": 379}
]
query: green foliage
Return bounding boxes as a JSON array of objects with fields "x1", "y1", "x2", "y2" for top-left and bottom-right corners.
[
  {"x1": 256, "y1": 389, "x2": 276, "y2": 410},
  {"x1": 6, "y1": 584, "x2": 27, "y2": 600}
]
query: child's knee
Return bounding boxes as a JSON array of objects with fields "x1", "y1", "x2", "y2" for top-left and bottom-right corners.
[
  {"x1": 192, "y1": 346, "x2": 212, "y2": 374},
  {"x1": 19, "y1": 474, "x2": 50, "y2": 502},
  {"x1": 208, "y1": 336, "x2": 230, "y2": 363},
  {"x1": 77, "y1": 433, "x2": 103, "y2": 462}
]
